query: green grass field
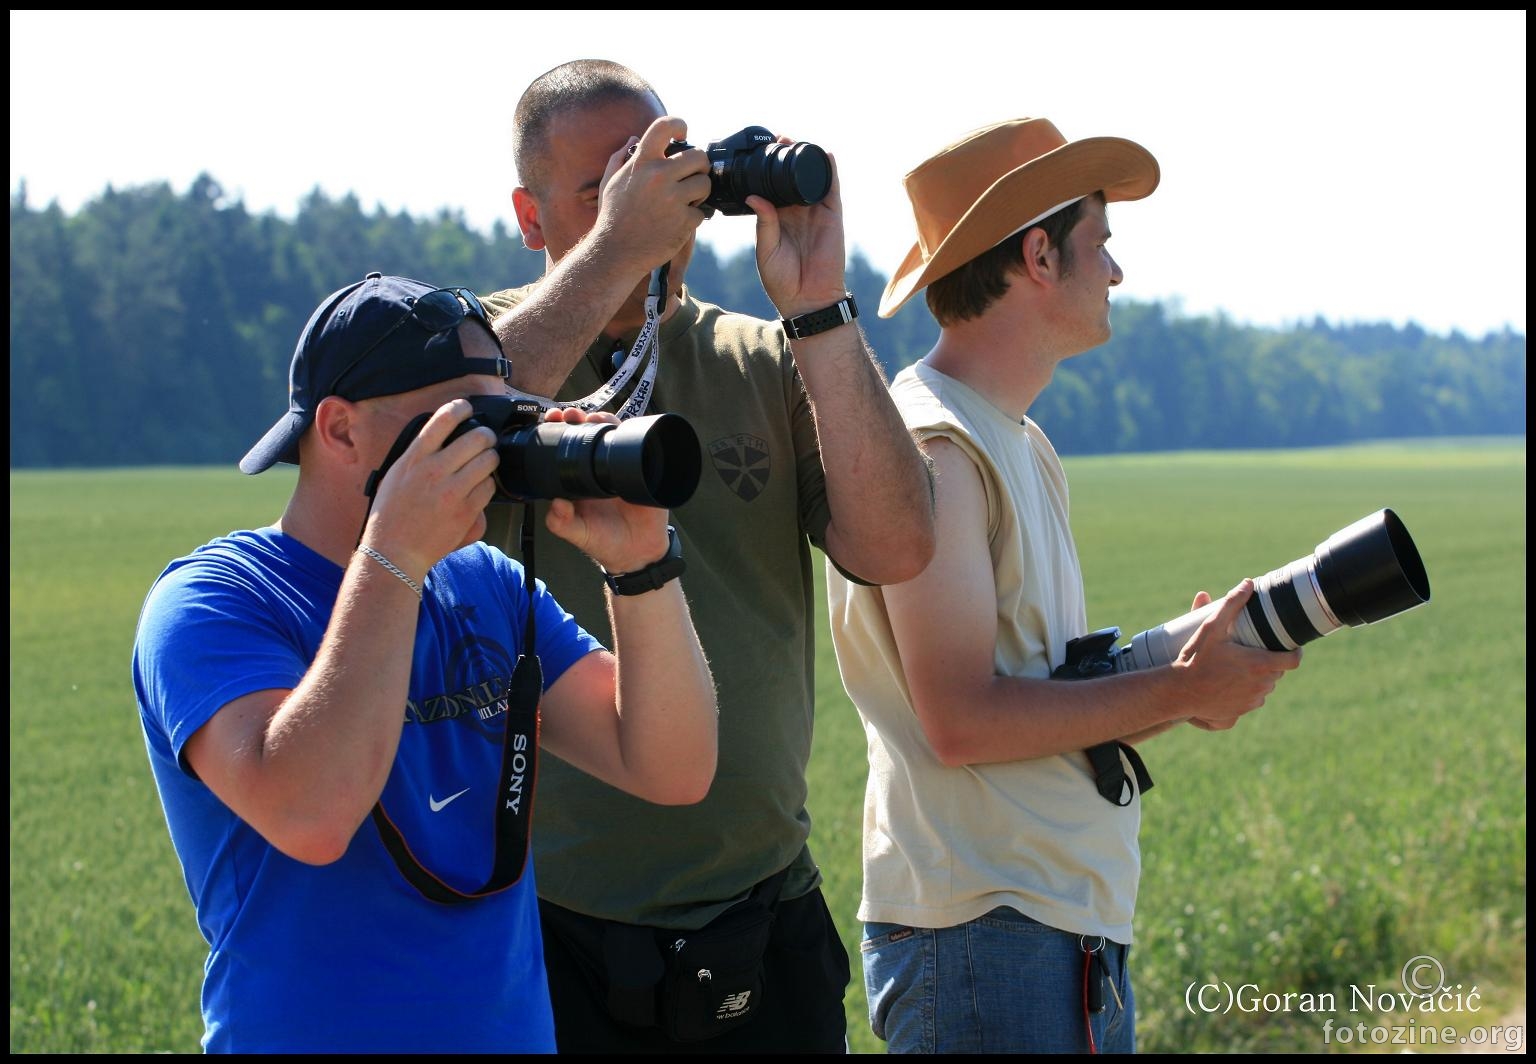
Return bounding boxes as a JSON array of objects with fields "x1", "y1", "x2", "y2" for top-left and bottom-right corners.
[{"x1": 9, "y1": 439, "x2": 1526, "y2": 1053}]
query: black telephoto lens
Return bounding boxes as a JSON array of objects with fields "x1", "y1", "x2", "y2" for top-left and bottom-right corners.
[
  {"x1": 496, "y1": 414, "x2": 701, "y2": 509},
  {"x1": 591, "y1": 413, "x2": 701, "y2": 509}
]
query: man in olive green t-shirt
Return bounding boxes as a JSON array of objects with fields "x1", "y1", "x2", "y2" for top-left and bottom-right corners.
[{"x1": 479, "y1": 59, "x2": 934, "y2": 1054}]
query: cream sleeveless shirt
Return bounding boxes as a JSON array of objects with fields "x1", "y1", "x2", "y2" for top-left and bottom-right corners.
[{"x1": 826, "y1": 361, "x2": 1140, "y2": 942}]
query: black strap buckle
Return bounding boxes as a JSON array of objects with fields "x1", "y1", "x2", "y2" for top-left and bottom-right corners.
[{"x1": 780, "y1": 293, "x2": 858, "y2": 339}]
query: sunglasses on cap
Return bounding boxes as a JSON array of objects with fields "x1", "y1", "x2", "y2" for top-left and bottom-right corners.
[{"x1": 328, "y1": 286, "x2": 506, "y2": 398}]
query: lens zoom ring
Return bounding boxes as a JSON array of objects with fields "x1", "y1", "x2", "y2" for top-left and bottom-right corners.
[
  {"x1": 1244, "y1": 593, "x2": 1288, "y2": 652},
  {"x1": 1267, "y1": 573, "x2": 1321, "y2": 646}
]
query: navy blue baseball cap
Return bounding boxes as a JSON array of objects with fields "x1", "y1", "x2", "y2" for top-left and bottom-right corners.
[{"x1": 240, "y1": 272, "x2": 507, "y2": 474}]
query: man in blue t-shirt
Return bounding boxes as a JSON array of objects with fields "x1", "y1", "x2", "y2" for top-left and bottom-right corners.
[{"x1": 131, "y1": 272, "x2": 717, "y2": 1052}]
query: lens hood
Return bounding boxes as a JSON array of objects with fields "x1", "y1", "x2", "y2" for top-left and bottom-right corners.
[{"x1": 1312, "y1": 508, "x2": 1431, "y2": 626}]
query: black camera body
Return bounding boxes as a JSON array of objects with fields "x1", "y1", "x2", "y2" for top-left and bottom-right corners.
[
  {"x1": 667, "y1": 125, "x2": 831, "y2": 217},
  {"x1": 371, "y1": 395, "x2": 702, "y2": 511},
  {"x1": 1052, "y1": 627, "x2": 1126, "y2": 681}
]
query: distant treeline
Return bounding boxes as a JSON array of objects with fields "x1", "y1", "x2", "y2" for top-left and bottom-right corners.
[{"x1": 9, "y1": 175, "x2": 1525, "y2": 468}]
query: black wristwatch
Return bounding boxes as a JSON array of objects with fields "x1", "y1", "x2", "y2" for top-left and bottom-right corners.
[
  {"x1": 781, "y1": 293, "x2": 858, "y2": 339},
  {"x1": 602, "y1": 525, "x2": 686, "y2": 596}
]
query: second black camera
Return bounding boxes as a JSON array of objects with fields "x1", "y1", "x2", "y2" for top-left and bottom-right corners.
[{"x1": 667, "y1": 125, "x2": 831, "y2": 217}]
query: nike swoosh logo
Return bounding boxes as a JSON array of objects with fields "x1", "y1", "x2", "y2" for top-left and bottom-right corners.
[{"x1": 428, "y1": 787, "x2": 470, "y2": 813}]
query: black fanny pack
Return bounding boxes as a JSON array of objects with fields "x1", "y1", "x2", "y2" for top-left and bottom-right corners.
[{"x1": 543, "y1": 869, "x2": 789, "y2": 1042}]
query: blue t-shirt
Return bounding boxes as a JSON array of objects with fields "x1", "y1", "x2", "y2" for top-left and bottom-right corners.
[{"x1": 131, "y1": 528, "x2": 601, "y2": 1053}]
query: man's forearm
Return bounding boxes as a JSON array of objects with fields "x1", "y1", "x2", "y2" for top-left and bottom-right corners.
[
  {"x1": 605, "y1": 583, "x2": 717, "y2": 805},
  {"x1": 1119, "y1": 719, "x2": 1185, "y2": 745},
  {"x1": 794, "y1": 326, "x2": 935, "y2": 585},
  {"x1": 920, "y1": 668, "x2": 1188, "y2": 768},
  {"x1": 492, "y1": 239, "x2": 647, "y2": 397}
]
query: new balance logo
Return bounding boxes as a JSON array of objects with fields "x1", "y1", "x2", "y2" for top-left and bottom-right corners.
[
  {"x1": 716, "y1": 990, "x2": 752, "y2": 1019},
  {"x1": 428, "y1": 787, "x2": 470, "y2": 812}
]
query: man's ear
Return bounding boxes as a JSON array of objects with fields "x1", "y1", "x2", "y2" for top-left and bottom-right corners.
[
  {"x1": 309, "y1": 395, "x2": 366, "y2": 465},
  {"x1": 1018, "y1": 228, "x2": 1059, "y2": 286},
  {"x1": 512, "y1": 187, "x2": 546, "y2": 252}
]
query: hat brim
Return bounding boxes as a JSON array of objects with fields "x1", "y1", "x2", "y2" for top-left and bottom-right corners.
[
  {"x1": 239, "y1": 410, "x2": 309, "y2": 474},
  {"x1": 878, "y1": 137, "x2": 1160, "y2": 318}
]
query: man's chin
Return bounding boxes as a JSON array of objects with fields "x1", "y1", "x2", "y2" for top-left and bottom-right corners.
[{"x1": 628, "y1": 265, "x2": 689, "y2": 308}]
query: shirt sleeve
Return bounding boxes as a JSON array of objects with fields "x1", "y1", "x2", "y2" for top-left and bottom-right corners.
[{"x1": 132, "y1": 558, "x2": 309, "y2": 772}]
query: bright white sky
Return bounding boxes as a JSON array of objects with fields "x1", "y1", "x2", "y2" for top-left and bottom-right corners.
[{"x1": 10, "y1": 9, "x2": 1526, "y2": 337}]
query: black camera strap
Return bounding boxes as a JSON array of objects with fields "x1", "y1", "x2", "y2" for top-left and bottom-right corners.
[
  {"x1": 1085, "y1": 740, "x2": 1154, "y2": 807},
  {"x1": 358, "y1": 448, "x2": 544, "y2": 903}
]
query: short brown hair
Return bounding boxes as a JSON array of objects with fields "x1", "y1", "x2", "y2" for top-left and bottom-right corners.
[
  {"x1": 512, "y1": 60, "x2": 663, "y2": 196},
  {"x1": 924, "y1": 194, "x2": 1098, "y2": 327}
]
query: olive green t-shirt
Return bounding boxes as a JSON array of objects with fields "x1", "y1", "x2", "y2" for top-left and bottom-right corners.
[{"x1": 480, "y1": 283, "x2": 834, "y2": 928}]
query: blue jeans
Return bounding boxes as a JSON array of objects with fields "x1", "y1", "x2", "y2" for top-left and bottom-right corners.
[{"x1": 862, "y1": 906, "x2": 1135, "y2": 1053}]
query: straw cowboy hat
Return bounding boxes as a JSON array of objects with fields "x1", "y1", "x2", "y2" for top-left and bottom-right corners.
[{"x1": 878, "y1": 117, "x2": 1160, "y2": 317}]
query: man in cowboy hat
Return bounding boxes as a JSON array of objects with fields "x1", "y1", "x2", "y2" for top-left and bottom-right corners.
[{"x1": 824, "y1": 118, "x2": 1303, "y2": 1052}]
